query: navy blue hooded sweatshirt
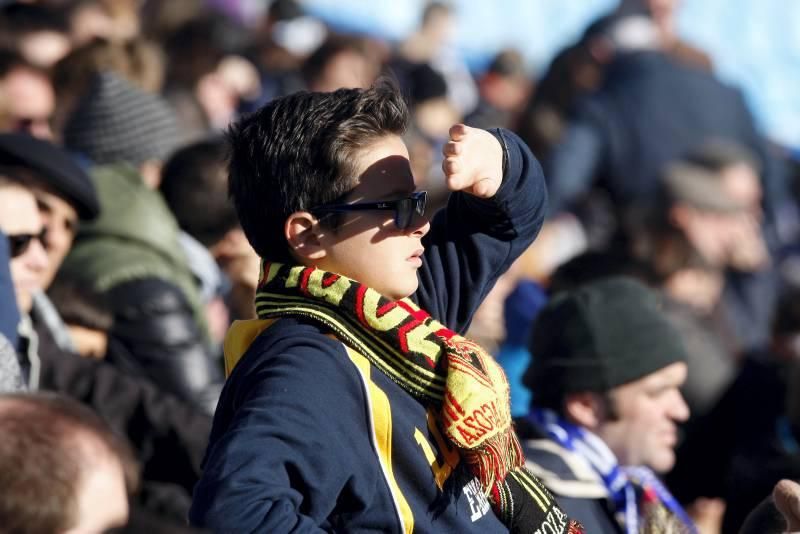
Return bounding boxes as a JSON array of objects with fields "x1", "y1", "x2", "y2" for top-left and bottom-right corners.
[{"x1": 189, "y1": 129, "x2": 547, "y2": 533}]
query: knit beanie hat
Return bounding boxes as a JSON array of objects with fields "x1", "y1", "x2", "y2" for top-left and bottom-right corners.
[
  {"x1": 62, "y1": 71, "x2": 182, "y2": 166},
  {"x1": 524, "y1": 276, "x2": 688, "y2": 405}
]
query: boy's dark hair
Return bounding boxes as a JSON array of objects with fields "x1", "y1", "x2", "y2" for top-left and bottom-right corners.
[
  {"x1": 227, "y1": 81, "x2": 410, "y2": 262},
  {"x1": 0, "y1": 392, "x2": 139, "y2": 534},
  {"x1": 160, "y1": 137, "x2": 240, "y2": 247}
]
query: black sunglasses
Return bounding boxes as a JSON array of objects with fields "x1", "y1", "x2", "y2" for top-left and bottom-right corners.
[
  {"x1": 7, "y1": 228, "x2": 47, "y2": 258},
  {"x1": 311, "y1": 191, "x2": 428, "y2": 230}
]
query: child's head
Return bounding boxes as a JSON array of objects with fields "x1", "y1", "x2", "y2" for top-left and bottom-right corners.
[{"x1": 228, "y1": 81, "x2": 431, "y2": 299}]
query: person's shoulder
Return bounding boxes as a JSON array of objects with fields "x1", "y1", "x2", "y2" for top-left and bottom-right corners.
[
  {"x1": 522, "y1": 437, "x2": 608, "y2": 500},
  {"x1": 228, "y1": 318, "x2": 358, "y2": 386}
]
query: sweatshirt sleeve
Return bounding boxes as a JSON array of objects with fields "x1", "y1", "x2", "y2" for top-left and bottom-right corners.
[
  {"x1": 189, "y1": 331, "x2": 374, "y2": 532},
  {"x1": 416, "y1": 128, "x2": 547, "y2": 333}
]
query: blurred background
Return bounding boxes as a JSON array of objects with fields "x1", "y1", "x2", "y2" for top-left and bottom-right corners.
[{"x1": 1, "y1": 0, "x2": 800, "y2": 532}]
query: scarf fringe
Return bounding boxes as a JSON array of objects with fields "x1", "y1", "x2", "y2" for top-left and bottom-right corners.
[{"x1": 462, "y1": 428, "x2": 525, "y2": 495}]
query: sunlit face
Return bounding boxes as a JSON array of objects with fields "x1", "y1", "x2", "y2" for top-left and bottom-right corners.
[
  {"x1": 595, "y1": 362, "x2": 689, "y2": 473},
  {"x1": 33, "y1": 187, "x2": 79, "y2": 290},
  {"x1": 313, "y1": 135, "x2": 430, "y2": 300},
  {"x1": 0, "y1": 184, "x2": 49, "y2": 313}
]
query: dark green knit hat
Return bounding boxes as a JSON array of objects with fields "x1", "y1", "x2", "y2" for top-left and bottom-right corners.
[{"x1": 524, "y1": 276, "x2": 688, "y2": 404}]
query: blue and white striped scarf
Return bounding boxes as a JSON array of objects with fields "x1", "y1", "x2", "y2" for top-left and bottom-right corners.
[{"x1": 529, "y1": 408, "x2": 696, "y2": 534}]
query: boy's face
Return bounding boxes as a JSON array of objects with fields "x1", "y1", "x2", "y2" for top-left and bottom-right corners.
[{"x1": 315, "y1": 135, "x2": 430, "y2": 300}]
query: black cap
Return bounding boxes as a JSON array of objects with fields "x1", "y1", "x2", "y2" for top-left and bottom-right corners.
[
  {"x1": 0, "y1": 133, "x2": 99, "y2": 220},
  {"x1": 524, "y1": 277, "x2": 688, "y2": 405}
]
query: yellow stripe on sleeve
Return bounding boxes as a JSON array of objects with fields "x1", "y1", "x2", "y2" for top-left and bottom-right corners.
[{"x1": 345, "y1": 346, "x2": 415, "y2": 534}]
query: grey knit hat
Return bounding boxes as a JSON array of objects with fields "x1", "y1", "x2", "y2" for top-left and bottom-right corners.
[
  {"x1": 63, "y1": 71, "x2": 182, "y2": 166},
  {"x1": 524, "y1": 277, "x2": 688, "y2": 405}
]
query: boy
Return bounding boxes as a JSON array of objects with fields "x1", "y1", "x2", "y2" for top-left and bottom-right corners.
[{"x1": 190, "y1": 82, "x2": 581, "y2": 533}]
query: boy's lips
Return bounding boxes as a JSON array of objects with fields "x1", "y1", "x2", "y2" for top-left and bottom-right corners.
[{"x1": 407, "y1": 248, "x2": 424, "y2": 266}]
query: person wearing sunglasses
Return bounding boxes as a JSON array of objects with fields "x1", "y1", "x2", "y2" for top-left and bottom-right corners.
[
  {"x1": 0, "y1": 176, "x2": 49, "y2": 318},
  {"x1": 191, "y1": 82, "x2": 582, "y2": 533}
]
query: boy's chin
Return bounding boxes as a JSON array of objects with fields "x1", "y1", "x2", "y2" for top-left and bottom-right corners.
[{"x1": 383, "y1": 280, "x2": 419, "y2": 301}]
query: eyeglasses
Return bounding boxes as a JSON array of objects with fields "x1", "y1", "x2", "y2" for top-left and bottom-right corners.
[
  {"x1": 7, "y1": 229, "x2": 47, "y2": 258},
  {"x1": 311, "y1": 191, "x2": 428, "y2": 230}
]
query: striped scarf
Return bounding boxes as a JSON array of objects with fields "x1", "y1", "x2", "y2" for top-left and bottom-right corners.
[
  {"x1": 530, "y1": 408, "x2": 696, "y2": 534},
  {"x1": 246, "y1": 262, "x2": 583, "y2": 533}
]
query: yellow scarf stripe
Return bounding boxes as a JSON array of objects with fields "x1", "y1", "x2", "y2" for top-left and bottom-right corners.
[
  {"x1": 509, "y1": 468, "x2": 553, "y2": 513},
  {"x1": 255, "y1": 297, "x2": 446, "y2": 400}
]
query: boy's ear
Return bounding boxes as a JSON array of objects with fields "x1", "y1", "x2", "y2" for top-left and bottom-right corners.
[{"x1": 285, "y1": 211, "x2": 327, "y2": 261}]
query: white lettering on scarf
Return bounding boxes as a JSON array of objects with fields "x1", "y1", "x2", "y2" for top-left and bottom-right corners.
[{"x1": 534, "y1": 505, "x2": 568, "y2": 534}]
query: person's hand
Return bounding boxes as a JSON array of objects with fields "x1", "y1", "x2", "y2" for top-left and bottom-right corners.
[
  {"x1": 724, "y1": 212, "x2": 770, "y2": 272},
  {"x1": 442, "y1": 124, "x2": 503, "y2": 199},
  {"x1": 773, "y1": 479, "x2": 800, "y2": 533}
]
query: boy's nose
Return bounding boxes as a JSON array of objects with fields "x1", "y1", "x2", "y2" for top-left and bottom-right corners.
[{"x1": 410, "y1": 215, "x2": 431, "y2": 238}]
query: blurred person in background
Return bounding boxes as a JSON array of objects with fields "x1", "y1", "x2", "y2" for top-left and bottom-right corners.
[
  {"x1": 65, "y1": 0, "x2": 141, "y2": 46},
  {"x1": 466, "y1": 48, "x2": 532, "y2": 131},
  {"x1": 160, "y1": 13, "x2": 262, "y2": 136},
  {"x1": 517, "y1": 0, "x2": 712, "y2": 167},
  {"x1": 52, "y1": 70, "x2": 225, "y2": 413},
  {"x1": 519, "y1": 277, "x2": 694, "y2": 533},
  {"x1": 0, "y1": 156, "x2": 213, "y2": 531},
  {"x1": 0, "y1": 175, "x2": 50, "y2": 343},
  {"x1": 50, "y1": 36, "x2": 167, "y2": 137},
  {"x1": 402, "y1": 61, "x2": 462, "y2": 210},
  {"x1": 159, "y1": 137, "x2": 259, "y2": 329},
  {"x1": 56, "y1": 158, "x2": 224, "y2": 414},
  {"x1": 0, "y1": 2, "x2": 71, "y2": 69},
  {"x1": 0, "y1": 392, "x2": 137, "y2": 533},
  {"x1": 61, "y1": 69, "x2": 181, "y2": 188},
  {"x1": 638, "y1": 144, "x2": 779, "y2": 356},
  {"x1": 301, "y1": 34, "x2": 379, "y2": 92},
  {"x1": 47, "y1": 270, "x2": 114, "y2": 360},
  {"x1": 0, "y1": 50, "x2": 55, "y2": 140},
  {"x1": 0, "y1": 132, "x2": 98, "y2": 355},
  {"x1": 542, "y1": 13, "x2": 790, "y2": 242},
  {"x1": 668, "y1": 286, "x2": 800, "y2": 533},
  {"x1": 643, "y1": 223, "x2": 735, "y2": 419},
  {"x1": 397, "y1": 1, "x2": 477, "y2": 116}
]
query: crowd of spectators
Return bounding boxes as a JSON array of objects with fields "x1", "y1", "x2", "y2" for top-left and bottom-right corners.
[{"x1": 1, "y1": 0, "x2": 799, "y2": 532}]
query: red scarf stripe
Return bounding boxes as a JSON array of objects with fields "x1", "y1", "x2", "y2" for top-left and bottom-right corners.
[{"x1": 354, "y1": 285, "x2": 368, "y2": 327}]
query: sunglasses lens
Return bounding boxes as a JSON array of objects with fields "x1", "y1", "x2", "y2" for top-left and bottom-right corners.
[
  {"x1": 8, "y1": 234, "x2": 33, "y2": 258},
  {"x1": 395, "y1": 198, "x2": 413, "y2": 229}
]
